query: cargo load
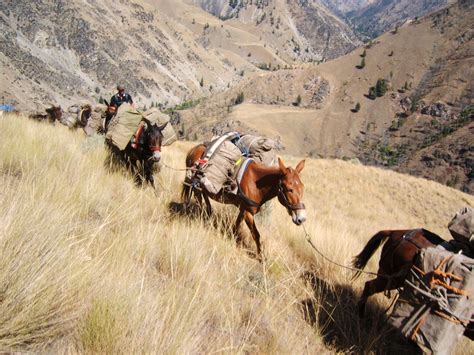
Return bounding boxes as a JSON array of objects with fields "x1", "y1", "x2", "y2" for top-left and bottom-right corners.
[{"x1": 389, "y1": 247, "x2": 473, "y2": 354}]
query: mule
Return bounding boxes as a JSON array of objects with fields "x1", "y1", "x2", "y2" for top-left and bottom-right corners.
[
  {"x1": 352, "y1": 229, "x2": 446, "y2": 318},
  {"x1": 181, "y1": 143, "x2": 306, "y2": 260},
  {"x1": 29, "y1": 105, "x2": 62, "y2": 123},
  {"x1": 107, "y1": 120, "x2": 167, "y2": 188}
]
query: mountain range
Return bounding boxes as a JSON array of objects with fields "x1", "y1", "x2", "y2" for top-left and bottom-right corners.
[{"x1": 0, "y1": 0, "x2": 471, "y2": 192}]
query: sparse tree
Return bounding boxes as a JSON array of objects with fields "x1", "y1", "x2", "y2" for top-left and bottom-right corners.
[
  {"x1": 354, "y1": 102, "x2": 361, "y2": 112},
  {"x1": 235, "y1": 92, "x2": 244, "y2": 105},
  {"x1": 295, "y1": 94, "x2": 302, "y2": 106},
  {"x1": 358, "y1": 57, "x2": 366, "y2": 69},
  {"x1": 199, "y1": 77, "x2": 204, "y2": 87},
  {"x1": 361, "y1": 49, "x2": 366, "y2": 58},
  {"x1": 368, "y1": 86, "x2": 376, "y2": 99},
  {"x1": 375, "y1": 79, "x2": 387, "y2": 97}
]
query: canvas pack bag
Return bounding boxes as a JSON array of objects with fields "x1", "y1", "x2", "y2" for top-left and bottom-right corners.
[
  {"x1": 389, "y1": 247, "x2": 473, "y2": 354},
  {"x1": 200, "y1": 139, "x2": 242, "y2": 195},
  {"x1": 105, "y1": 103, "x2": 144, "y2": 150},
  {"x1": 142, "y1": 107, "x2": 177, "y2": 146},
  {"x1": 83, "y1": 104, "x2": 108, "y2": 136},
  {"x1": 236, "y1": 134, "x2": 277, "y2": 166},
  {"x1": 448, "y1": 207, "x2": 474, "y2": 248}
]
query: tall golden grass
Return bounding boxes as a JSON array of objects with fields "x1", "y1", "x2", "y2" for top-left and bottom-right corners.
[{"x1": 0, "y1": 114, "x2": 472, "y2": 353}]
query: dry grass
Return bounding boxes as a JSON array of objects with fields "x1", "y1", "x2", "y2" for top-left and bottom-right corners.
[{"x1": 0, "y1": 114, "x2": 472, "y2": 353}]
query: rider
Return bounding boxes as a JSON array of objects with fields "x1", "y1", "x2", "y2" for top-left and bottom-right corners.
[{"x1": 110, "y1": 84, "x2": 133, "y2": 109}]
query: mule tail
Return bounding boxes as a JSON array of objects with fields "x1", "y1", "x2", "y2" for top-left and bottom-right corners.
[{"x1": 352, "y1": 231, "x2": 390, "y2": 280}]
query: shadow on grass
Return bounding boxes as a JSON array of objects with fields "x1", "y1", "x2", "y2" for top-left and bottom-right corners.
[
  {"x1": 168, "y1": 200, "x2": 262, "y2": 260},
  {"x1": 300, "y1": 272, "x2": 421, "y2": 354}
]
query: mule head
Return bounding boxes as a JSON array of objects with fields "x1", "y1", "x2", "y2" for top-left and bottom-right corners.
[
  {"x1": 277, "y1": 158, "x2": 306, "y2": 226},
  {"x1": 145, "y1": 122, "x2": 167, "y2": 162}
]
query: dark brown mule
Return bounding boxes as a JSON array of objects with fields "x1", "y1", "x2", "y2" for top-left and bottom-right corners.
[
  {"x1": 106, "y1": 120, "x2": 167, "y2": 188},
  {"x1": 352, "y1": 229, "x2": 446, "y2": 317},
  {"x1": 181, "y1": 143, "x2": 307, "y2": 260}
]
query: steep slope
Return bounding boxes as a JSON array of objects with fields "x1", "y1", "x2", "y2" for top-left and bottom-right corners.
[
  {"x1": 0, "y1": 0, "x2": 244, "y2": 110},
  {"x1": 0, "y1": 0, "x2": 300, "y2": 111},
  {"x1": 189, "y1": 0, "x2": 362, "y2": 61},
  {"x1": 1, "y1": 113, "x2": 473, "y2": 352},
  {"x1": 346, "y1": 0, "x2": 453, "y2": 37},
  {"x1": 175, "y1": 0, "x2": 473, "y2": 192}
]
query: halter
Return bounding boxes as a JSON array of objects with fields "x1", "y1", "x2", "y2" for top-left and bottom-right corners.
[
  {"x1": 278, "y1": 181, "x2": 305, "y2": 212},
  {"x1": 131, "y1": 123, "x2": 162, "y2": 152}
]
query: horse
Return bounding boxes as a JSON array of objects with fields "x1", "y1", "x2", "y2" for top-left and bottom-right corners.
[
  {"x1": 351, "y1": 229, "x2": 446, "y2": 318},
  {"x1": 106, "y1": 120, "x2": 167, "y2": 188},
  {"x1": 181, "y1": 143, "x2": 306, "y2": 260}
]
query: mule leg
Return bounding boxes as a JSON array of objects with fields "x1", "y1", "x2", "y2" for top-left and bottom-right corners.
[
  {"x1": 203, "y1": 194, "x2": 212, "y2": 216},
  {"x1": 144, "y1": 161, "x2": 155, "y2": 189},
  {"x1": 233, "y1": 209, "x2": 245, "y2": 246},
  {"x1": 244, "y1": 211, "x2": 263, "y2": 261},
  {"x1": 358, "y1": 277, "x2": 390, "y2": 318}
]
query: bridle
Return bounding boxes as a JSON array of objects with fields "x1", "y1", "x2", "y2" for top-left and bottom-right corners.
[{"x1": 278, "y1": 181, "x2": 305, "y2": 212}]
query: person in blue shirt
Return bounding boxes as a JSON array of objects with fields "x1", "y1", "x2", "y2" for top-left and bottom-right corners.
[{"x1": 110, "y1": 84, "x2": 133, "y2": 108}]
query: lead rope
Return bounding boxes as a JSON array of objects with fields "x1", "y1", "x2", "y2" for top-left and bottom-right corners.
[
  {"x1": 302, "y1": 224, "x2": 393, "y2": 279},
  {"x1": 160, "y1": 162, "x2": 194, "y2": 172}
]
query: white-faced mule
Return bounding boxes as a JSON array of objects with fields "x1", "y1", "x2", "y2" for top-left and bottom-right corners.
[{"x1": 181, "y1": 143, "x2": 306, "y2": 260}]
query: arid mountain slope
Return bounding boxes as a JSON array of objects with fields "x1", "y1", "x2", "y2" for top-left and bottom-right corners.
[
  {"x1": 0, "y1": 0, "x2": 246, "y2": 110},
  {"x1": 346, "y1": 0, "x2": 453, "y2": 37},
  {"x1": 176, "y1": 0, "x2": 473, "y2": 192},
  {"x1": 189, "y1": 0, "x2": 362, "y2": 61},
  {"x1": 0, "y1": 0, "x2": 362, "y2": 112}
]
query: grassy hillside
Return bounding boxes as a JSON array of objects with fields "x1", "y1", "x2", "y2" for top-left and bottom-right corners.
[{"x1": 0, "y1": 114, "x2": 473, "y2": 353}]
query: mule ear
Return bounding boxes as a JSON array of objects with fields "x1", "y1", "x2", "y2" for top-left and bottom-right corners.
[
  {"x1": 295, "y1": 160, "x2": 305, "y2": 174},
  {"x1": 157, "y1": 122, "x2": 168, "y2": 131},
  {"x1": 278, "y1": 157, "x2": 288, "y2": 174}
]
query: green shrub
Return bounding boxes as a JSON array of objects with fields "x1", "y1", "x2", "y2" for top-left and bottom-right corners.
[
  {"x1": 375, "y1": 79, "x2": 387, "y2": 97},
  {"x1": 234, "y1": 92, "x2": 244, "y2": 105}
]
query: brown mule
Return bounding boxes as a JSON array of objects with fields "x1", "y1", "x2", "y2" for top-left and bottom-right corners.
[
  {"x1": 181, "y1": 143, "x2": 307, "y2": 260},
  {"x1": 352, "y1": 229, "x2": 446, "y2": 317}
]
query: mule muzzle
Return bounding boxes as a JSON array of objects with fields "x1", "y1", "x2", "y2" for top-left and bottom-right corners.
[
  {"x1": 151, "y1": 151, "x2": 161, "y2": 162},
  {"x1": 292, "y1": 209, "x2": 307, "y2": 226}
]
